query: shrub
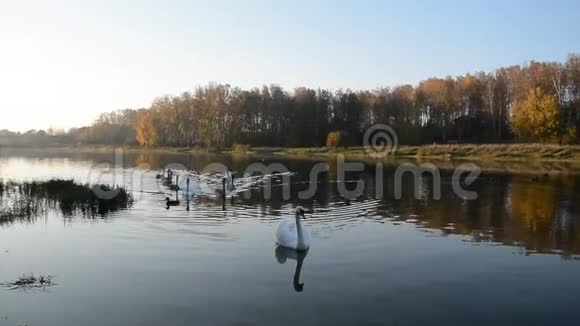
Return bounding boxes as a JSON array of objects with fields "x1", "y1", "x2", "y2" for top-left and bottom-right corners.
[
  {"x1": 562, "y1": 127, "x2": 578, "y2": 145},
  {"x1": 326, "y1": 131, "x2": 342, "y2": 148},
  {"x1": 232, "y1": 143, "x2": 252, "y2": 153}
]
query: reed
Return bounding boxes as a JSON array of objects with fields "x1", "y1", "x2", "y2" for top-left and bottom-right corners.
[{"x1": 0, "y1": 179, "x2": 133, "y2": 224}]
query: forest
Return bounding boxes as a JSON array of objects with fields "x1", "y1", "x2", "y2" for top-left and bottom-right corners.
[{"x1": 2, "y1": 55, "x2": 580, "y2": 148}]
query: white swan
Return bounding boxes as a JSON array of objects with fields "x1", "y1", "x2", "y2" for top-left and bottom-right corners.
[{"x1": 276, "y1": 206, "x2": 310, "y2": 251}]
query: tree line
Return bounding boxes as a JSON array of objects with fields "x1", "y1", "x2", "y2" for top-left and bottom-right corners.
[{"x1": 3, "y1": 55, "x2": 580, "y2": 148}]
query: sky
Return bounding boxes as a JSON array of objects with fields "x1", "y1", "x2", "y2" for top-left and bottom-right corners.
[{"x1": 0, "y1": 0, "x2": 579, "y2": 132}]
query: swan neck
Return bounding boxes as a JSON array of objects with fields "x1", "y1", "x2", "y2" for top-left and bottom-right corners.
[{"x1": 295, "y1": 214, "x2": 304, "y2": 245}]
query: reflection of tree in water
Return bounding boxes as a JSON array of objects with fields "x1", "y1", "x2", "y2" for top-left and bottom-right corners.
[
  {"x1": 0, "y1": 179, "x2": 132, "y2": 226},
  {"x1": 134, "y1": 153, "x2": 161, "y2": 169},
  {"x1": 259, "y1": 163, "x2": 580, "y2": 257},
  {"x1": 387, "y1": 173, "x2": 580, "y2": 256},
  {"x1": 510, "y1": 179, "x2": 556, "y2": 237},
  {"x1": 508, "y1": 175, "x2": 580, "y2": 255}
]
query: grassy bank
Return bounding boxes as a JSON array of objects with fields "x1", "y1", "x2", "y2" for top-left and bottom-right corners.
[
  {"x1": 3, "y1": 143, "x2": 580, "y2": 162},
  {"x1": 266, "y1": 144, "x2": 580, "y2": 162}
]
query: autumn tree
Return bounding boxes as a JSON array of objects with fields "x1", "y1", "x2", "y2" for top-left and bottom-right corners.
[
  {"x1": 58, "y1": 53, "x2": 578, "y2": 147},
  {"x1": 512, "y1": 87, "x2": 559, "y2": 142},
  {"x1": 194, "y1": 84, "x2": 233, "y2": 148},
  {"x1": 136, "y1": 111, "x2": 158, "y2": 146}
]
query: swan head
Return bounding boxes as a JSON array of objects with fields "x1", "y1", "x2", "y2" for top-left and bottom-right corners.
[
  {"x1": 294, "y1": 282, "x2": 304, "y2": 292},
  {"x1": 295, "y1": 206, "x2": 307, "y2": 219},
  {"x1": 165, "y1": 197, "x2": 170, "y2": 202}
]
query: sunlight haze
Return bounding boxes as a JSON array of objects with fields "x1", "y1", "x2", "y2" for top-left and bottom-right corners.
[{"x1": 1, "y1": 0, "x2": 579, "y2": 131}]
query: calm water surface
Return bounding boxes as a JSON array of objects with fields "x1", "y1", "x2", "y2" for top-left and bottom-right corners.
[{"x1": 1, "y1": 149, "x2": 580, "y2": 326}]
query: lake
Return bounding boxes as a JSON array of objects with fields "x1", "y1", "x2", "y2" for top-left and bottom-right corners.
[{"x1": 1, "y1": 148, "x2": 580, "y2": 326}]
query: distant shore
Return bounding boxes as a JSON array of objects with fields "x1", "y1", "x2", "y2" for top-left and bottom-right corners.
[
  {"x1": 4, "y1": 143, "x2": 580, "y2": 175},
  {"x1": 270, "y1": 144, "x2": 580, "y2": 163},
  {"x1": 3, "y1": 143, "x2": 580, "y2": 162}
]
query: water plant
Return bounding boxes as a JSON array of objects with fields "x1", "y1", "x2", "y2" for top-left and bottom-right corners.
[
  {"x1": 0, "y1": 179, "x2": 133, "y2": 224},
  {"x1": 1, "y1": 274, "x2": 55, "y2": 290}
]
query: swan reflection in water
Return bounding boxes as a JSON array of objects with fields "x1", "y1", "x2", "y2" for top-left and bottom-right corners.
[{"x1": 275, "y1": 245, "x2": 308, "y2": 292}]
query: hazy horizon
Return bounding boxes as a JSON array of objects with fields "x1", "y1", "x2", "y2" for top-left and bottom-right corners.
[{"x1": 1, "y1": 0, "x2": 579, "y2": 132}]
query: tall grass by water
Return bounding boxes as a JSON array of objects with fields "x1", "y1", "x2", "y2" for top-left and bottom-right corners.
[{"x1": 0, "y1": 179, "x2": 132, "y2": 224}]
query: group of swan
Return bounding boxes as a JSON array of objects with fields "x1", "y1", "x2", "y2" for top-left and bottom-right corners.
[
  {"x1": 157, "y1": 169, "x2": 312, "y2": 251},
  {"x1": 160, "y1": 167, "x2": 311, "y2": 290}
]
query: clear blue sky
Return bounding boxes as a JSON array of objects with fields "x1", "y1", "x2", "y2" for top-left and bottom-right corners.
[{"x1": 1, "y1": 0, "x2": 579, "y2": 131}]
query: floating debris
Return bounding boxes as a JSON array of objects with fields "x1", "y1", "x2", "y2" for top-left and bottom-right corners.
[{"x1": 1, "y1": 274, "x2": 56, "y2": 290}]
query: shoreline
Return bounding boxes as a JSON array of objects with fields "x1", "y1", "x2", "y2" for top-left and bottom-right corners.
[
  {"x1": 269, "y1": 144, "x2": 580, "y2": 163},
  {"x1": 2, "y1": 143, "x2": 580, "y2": 162},
  {"x1": 3, "y1": 144, "x2": 580, "y2": 175}
]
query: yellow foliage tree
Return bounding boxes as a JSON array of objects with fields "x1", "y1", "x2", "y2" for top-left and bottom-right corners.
[
  {"x1": 136, "y1": 111, "x2": 158, "y2": 146},
  {"x1": 512, "y1": 87, "x2": 559, "y2": 142}
]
